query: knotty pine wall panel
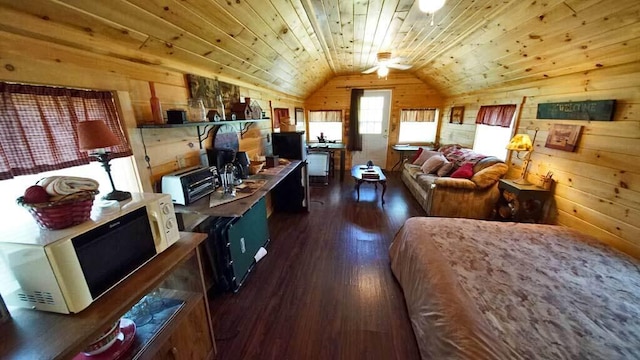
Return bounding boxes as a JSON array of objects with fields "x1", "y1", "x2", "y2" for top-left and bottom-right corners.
[
  {"x1": 441, "y1": 65, "x2": 640, "y2": 258},
  {"x1": 0, "y1": 29, "x2": 303, "y2": 191},
  {"x1": 305, "y1": 73, "x2": 443, "y2": 170}
]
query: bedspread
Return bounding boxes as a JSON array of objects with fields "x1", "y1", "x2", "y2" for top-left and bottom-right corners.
[{"x1": 389, "y1": 217, "x2": 640, "y2": 360}]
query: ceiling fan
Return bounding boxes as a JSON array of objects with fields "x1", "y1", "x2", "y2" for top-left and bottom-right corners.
[{"x1": 362, "y1": 52, "x2": 412, "y2": 77}]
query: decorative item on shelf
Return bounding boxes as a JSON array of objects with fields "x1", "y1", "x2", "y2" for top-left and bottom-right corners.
[
  {"x1": 166, "y1": 109, "x2": 187, "y2": 124},
  {"x1": 250, "y1": 99, "x2": 262, "y2": 119},
  {"x1": 187, "y1": 98, "x2": 206, "y2": 122},
  {"x1": 149, "y1": 81, "x2": 163, "y2": 124},
  {"x1": 77, "y1": 120, "x2": 132, "y2": 201},
  {"x1": 506, "y1": 128, "x2": 539, "y2": 185},
  {"x1": 540, "y1": 171, "x2": 554, "y2": 190},
  {"x1": 216, "y1": 94, "x2": 226, "y2": 120},
  {"x1": 266, "y1": 155, "x2": 279, "y2": 168},
  {"x1": 207, "y1": 109, "x2": 221, "y2": 122},
  {"x1": 230, "y1": 98, "x2": 252, "y2": 120}
]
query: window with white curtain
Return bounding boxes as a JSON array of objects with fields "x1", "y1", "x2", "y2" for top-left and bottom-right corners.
[
  {"x1": 308, "y1": 110, "x2": 342, "y2": 142},
  {"x1": 398, "y1": 108, "x2": 439, "y2": 143}
]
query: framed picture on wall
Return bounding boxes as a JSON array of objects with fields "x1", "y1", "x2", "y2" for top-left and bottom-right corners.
[
  {"x1": 545, "y1": 124, "x2": 583, "y2": 152},
  {"x1": 450, "y1": 106, "x2": 464, "y2": 124}
]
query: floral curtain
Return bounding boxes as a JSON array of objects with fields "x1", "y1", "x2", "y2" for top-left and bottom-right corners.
[
  {"x1": 308, "y1": 110, "x2": 342, "y2": 122},
  {"x1": 400, "y1": 109, "x2": 437, "y2": 122},
  {"x1": 475, "y1": 104, "x2": 516, "y2": 128},
  {"x1": 0, "y1": 82, "x2": 131, "y2": 180}
]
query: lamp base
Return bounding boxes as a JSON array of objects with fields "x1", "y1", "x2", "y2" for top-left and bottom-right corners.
[{"x1": 103, "y1": 190, "x2": 132, "y2": 202}]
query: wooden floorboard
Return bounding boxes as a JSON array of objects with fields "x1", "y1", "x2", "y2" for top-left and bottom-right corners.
[{"x1": 210, "y1": 171, "x2": 424, "y2": 360}]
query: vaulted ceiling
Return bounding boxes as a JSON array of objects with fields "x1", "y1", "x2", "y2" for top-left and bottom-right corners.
[{"x1": 0, "y1": 0, "x2": 638, "y2": 98}]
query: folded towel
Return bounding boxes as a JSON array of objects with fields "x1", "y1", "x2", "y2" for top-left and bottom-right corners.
[{"x1": 38, "y1": 176, "x2": 100, "y2": 196}]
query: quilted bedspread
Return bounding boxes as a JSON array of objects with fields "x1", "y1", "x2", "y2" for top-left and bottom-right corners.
[{"x1": 389, "y1": 217, "x2": 640, "y2": 360}]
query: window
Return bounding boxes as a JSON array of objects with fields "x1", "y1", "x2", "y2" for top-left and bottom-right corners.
[
  {"x1": 398, "y1": 108, "x2": 439, "y2": 143},
  {"x1": 472, "y1": 105, "x2": 517, "y2": 160},
  {"x1": 0, "y1": 83, "x2": 141, "y2": 230},
  {"x1": 308, "y1": 110, "x2": 342, "y2": 142},
  {"x1": 358, "y1": 96, "x2": 384, "y2": 134}
]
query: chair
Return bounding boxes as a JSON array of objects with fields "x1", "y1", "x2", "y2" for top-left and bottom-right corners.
[{"x1": 307, "y1": 151, "x2": 330, "y2": 185}]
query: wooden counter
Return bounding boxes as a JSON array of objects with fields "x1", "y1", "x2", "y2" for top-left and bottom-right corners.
[
  {"x1": 175, "y1": 160, "x2": 304, "y2": 218},
  {"x1": 0, "y1": 232, "x2": 213, "y2": 360}
]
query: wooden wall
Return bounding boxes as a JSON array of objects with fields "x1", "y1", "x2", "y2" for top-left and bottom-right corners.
[
  {"x1": 304, "y1": 73, "x2": 443, "y2": 170},
  {"x1": 0, "y1": 29, "x2": 303, "y2": 191},
  {"x1": 441, "y1": 63, "x2": 640, "y2": 258}
]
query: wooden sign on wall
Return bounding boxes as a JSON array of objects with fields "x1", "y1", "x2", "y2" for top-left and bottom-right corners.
[{"x1": 537, "y1": 100, "x2": 616, "y2": 121}]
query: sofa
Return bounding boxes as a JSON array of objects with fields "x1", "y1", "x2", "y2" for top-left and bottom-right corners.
[{"x1": 401, "y1": 144, "x2": 509, "y2": 219}]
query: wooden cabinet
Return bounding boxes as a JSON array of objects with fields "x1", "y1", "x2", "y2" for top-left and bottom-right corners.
[
  {"x1": 0, "y1": 233, "x2": 215, "y2": 360},
  {"x1": 154, "y1": 297, "x2": 212, "y2": 360},
  {"x1": 495, "y1": 179, "x2": 551, "y2": 223}
]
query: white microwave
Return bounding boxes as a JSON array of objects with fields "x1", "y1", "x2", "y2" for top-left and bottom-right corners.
[{"x1": 0, "y1": 193, "x2": 180, "y2": 314}]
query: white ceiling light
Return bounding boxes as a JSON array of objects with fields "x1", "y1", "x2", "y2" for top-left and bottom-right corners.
[
  {"x1": 419, "y1": 0, "x2": 446, "y2": 13},
  {"x1": 377, "y1": 64, "x2": 389, "y2": 78}
]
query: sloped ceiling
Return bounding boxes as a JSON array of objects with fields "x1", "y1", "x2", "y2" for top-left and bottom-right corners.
[{"x1": 0, "y1": 0, "x2": 638, "y2": 98}]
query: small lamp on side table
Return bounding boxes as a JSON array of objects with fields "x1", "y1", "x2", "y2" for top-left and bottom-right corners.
[
  {"x1": 506, "y1": 129, "x2": 538, "y2": 185},
  {"x1": 77, "y1": 120, "x2": 131, "y2": 202}
]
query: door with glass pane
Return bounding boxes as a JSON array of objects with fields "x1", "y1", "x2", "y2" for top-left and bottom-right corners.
[{"x1": 352, "y1": 90, "x2": 391, "y2": 168}]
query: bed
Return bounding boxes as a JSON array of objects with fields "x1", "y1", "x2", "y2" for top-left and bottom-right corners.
[{"x1": 389, "y1": 217, "x2": 640, "y2": 360}]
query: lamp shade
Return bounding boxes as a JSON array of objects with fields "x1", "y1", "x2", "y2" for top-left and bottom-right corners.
[
  {"x1": 419, "y1": 0, "x2": 446, "y2": 13},
  {"x1": 506, "y1": 134, "x2": 533, "y2": 151},
  {"x1": 377, "y1": 64, "x2": 389, "y2": 77},
  {"x1": 77, "y1": 121, "x2": 120, "y2": 151}
]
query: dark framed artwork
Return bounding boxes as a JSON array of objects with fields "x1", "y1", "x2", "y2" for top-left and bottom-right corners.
[
  {"x1": 186, "y1": 74, "x2": 240, "y2": 118},
  {"x1": 450, "y1": 106, "x2": 464, "y2": 124},
  {"x1": 295, "y1": 107, "x2": 304, "y2": 125},
  {"x1": 545, "y1": 124, "x2": 583, "y2": 152}
]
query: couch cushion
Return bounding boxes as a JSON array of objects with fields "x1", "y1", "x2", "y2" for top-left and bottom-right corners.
[
  {"x1": 404, "y1": 163, "x2": 424, "y2": 179},
  {"x1": 451, "y1": 162, "x2": 474, "y2": 179},
  {"x1": 471, "y1": 162, "x2": 509, "y2": 189},
  {"x1": 421, "y1": 154, "x2": 446, "y2": 174},
  {"x1": 473, "y1": 156, "x2": 504, "y2": 173},
  {"x1": 437, "y1": 159, "x2": 454, "y2": 177},
  {"x1": 415, "y1": 173, "x2": 438, "y2": 190},
  {"x1": 412, "y1": 149, "x2": 439, "y2": 166}
]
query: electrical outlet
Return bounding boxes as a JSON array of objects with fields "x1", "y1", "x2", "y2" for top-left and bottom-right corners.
[{"x1": 176, "y1": 155, "x2": 186, "y2": 168}]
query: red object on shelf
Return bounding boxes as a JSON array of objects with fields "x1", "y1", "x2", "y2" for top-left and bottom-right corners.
[
  {"x1": 73, "y1": 318, "x2": 136, "y2": 360},
  {"x1": 149, "y1": 82, "x2": 163, "y2": 124}
]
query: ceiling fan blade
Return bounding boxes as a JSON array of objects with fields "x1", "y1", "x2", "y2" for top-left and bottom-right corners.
[
  {"x1": 362, "y1": 65, "x2": 379, "y2": 74},
  {"x1": 388, "y1": 63, "x2": 412, "y2": 70}
]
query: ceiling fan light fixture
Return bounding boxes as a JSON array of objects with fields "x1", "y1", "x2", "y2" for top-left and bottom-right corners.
[
  {"x1": 377, "y1": 64, "x2": 389, "y2": 78},
  {"x1": 419, "y1": 0, "x2": 446, "y2": 13}
]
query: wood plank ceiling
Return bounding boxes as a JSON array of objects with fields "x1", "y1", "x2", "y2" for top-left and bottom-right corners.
[{"x1": 0, "y1": 0, "x2": 638, "y2": 98}]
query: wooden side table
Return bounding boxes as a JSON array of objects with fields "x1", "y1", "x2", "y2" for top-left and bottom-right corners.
[{"x1": 495, "y1": 179, "x2": 551, "y2": 223}]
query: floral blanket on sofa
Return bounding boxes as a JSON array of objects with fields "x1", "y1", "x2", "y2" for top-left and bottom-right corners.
[{"x1": 439, "y1": 144, "x2": 487, "y2": 167}]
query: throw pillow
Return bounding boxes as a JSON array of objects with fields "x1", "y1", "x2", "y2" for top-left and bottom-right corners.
[
  {"x1": 412, "y1": 150, "x2": 439, "y2": 166},
  {"x1": 409, "y1": 147, "x2": 424, "y2": 163},
  {"x1": 421, "y1": 154, "x2": 446, "y2": 174},
  {"x1": 437, "y1": 160, "x2": 454, "y2": 177},
  {"x1": 450, "y1": 162, "x2": 474, "y2": 179}
]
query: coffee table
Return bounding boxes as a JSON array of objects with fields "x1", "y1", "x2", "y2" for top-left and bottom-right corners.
[{"x1": 351, "y1": 165, "x2": 387, "y2": 204}]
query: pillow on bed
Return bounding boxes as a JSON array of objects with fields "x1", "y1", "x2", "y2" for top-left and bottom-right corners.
[
  {"x1": 421, "y1": 154, "x2": 446, "y2": 174},
  {"x1": 450, "y1": 162, "x2": 474, "y2": 179},
  {"x1": 412, "y1": 150, "x2": 439, "y2": 166}
]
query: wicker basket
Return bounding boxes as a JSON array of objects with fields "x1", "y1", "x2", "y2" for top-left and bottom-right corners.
[{"x1": 17, "y1": 191, "x2": 98, "y2": 230}]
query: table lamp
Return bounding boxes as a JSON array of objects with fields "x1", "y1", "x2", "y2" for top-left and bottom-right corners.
[
  {"x1": 506, "y1": 133, "x2": 533, "y2": 185},
  {"x1": 77, "y1": 120, "x2": 131, "y2": 201}
]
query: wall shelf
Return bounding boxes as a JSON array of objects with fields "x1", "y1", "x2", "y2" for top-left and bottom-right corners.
[{"x1": 137, "y1": 118, "x2": 270, "y2": 148}]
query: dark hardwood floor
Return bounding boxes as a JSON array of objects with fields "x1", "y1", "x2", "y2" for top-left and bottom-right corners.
[{"x1": 209, "y1": 171, "x2": 425, "y2": 360}]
